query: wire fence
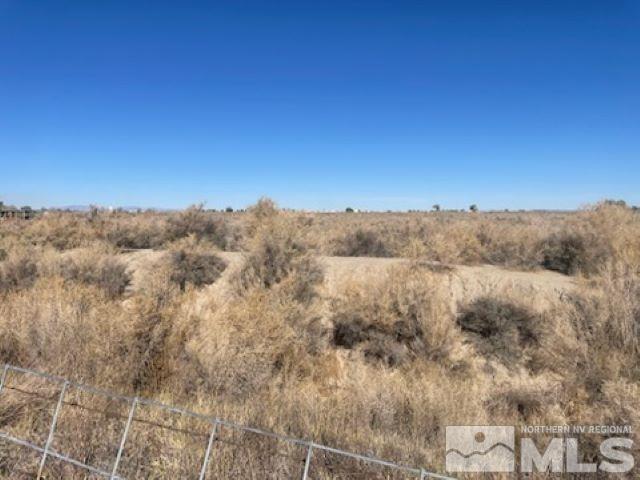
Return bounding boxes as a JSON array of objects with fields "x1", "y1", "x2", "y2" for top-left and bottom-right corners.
[{"x1": 0, "y1": 364, "x2": 455, "y2": 479}]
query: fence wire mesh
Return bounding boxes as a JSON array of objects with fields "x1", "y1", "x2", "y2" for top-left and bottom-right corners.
[{"x1": 0, "y1": 364, "x2": 454, "y2": 479}]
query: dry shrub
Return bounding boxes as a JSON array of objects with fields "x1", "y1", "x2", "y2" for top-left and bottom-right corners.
[
  {"x1": 485, "y1": 378, "x2": 563, "y2": 425},
  {"x1": 166, "y1": 204, "x2": 228, "y2": 247},
  {"x1": 317, "y1": 211, "x2": 550, "y2": 266},
  {"x1": 314, "y1": 206, "x2": 640, "y2": 272},
  {"x1": 538, "y1": 232, "x2": 592, "y2": 274},
  {"x1": 423, "y1": 221, "x2": 485, "y2": 264},
  {"x1": 245, "y1": 196, "x2": 279, "y2": 234},
  {"x1": 238, "y1": 204, "x2": 323, "y2": 305},
  {"x1": 561, "y1": 263, "x2": 640, "y2": 360},
  {"x1": 183, "y1": 201, "x2": 325, "y2": 400},
  {"x1": 456, "y1": 296, "x2": 542, "y2": 366},
  {"x1": 167, "y1": 237, "x2": 227, "y2": 291},
  {"x1": 537, "y1": 203, "x2": 640, "y2": 275},
  {"x1": 594, "y1": 264, "x2": 640, "y2": 356},
  {"x1": 0, "y1": 277, "x2": 131, "y2": 385},
  {"x1": 527, "y1": 261, "x2": 640, "y2": 421},
  {"x1": 582, "y1": 202, "x2": 640, "y2": 266},
  {"x1": 0, "y1": 248, "x2": 39, "y2": 294},
  {"x1": 538, "y1": 231, "x2": 609, "y2": 275},
  {"x1": 21, "y1": 212, "x2": 96, "y2": 250},
  {"x1": 187, "y1": 289, "x2": 316, "y2": 399},
  {"x1": 333, "y1": 229, "x2": 390, "y2": 257},
  {"x1": 0, "y1": 207, "x2": 242, "y2": 253},
  {"x1": 475, "y1": 219, "x2": 541, "y2": 268},
  {"x1": 330, "y1": 265, "x2": 458, "y2": 366},
  {"x1": 238, "y1": 229, "x2": 305, "y2": 289},
  {"x1": 52, "y1": 251, "x2": 131, "y2": 298},
  {"x1": 104, "y1": 213, "x2": 169, "y2": 249}
]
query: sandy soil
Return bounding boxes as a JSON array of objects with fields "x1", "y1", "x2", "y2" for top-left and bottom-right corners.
[{"x1": 121, "y1": 250, "x2": 576, "y2": 313}]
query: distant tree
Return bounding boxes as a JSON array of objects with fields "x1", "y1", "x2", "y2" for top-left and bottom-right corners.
[
  {"x1": 225, "y1": 206, "x2": 234, "y2": 212},
  {"x1": 432, "y1": 204, "x2": 440, "y2": 212},
  {"x1": 345, "y1": 207, "x2": 354, "y2": 213},
  {"x1": 20, "y1": 206, "x2": 32, "y2": 211},
  {"x1": 469, "y1": 204, "x2": 478, "y2": 212},
  {"x1": 603, "y1": 199, "x2": 627, "y2": 207}
]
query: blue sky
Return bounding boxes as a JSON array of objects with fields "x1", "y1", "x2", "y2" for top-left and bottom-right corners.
[{"x1": 1, "y1": 1, "x2": 638, "y2": 210}]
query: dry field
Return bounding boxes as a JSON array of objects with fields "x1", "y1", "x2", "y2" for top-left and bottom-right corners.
[{"x1": 0, "y1": 199, "x2": 639, "y2": 478}]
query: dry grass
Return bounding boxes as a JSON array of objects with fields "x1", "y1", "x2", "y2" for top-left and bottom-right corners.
[
  {"x1": 0, "y1": 199, "x2": 638, "y2": 478},
  {"x1": 330, "y1": 265, "x2": 458, "y2": 366}
]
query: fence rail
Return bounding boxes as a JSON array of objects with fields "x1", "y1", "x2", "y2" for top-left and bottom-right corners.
[{"x1": 0, "y1": 364, "x2": 455, "y2": 479}]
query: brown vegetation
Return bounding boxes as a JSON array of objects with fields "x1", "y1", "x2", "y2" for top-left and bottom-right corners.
[
  {"x1": 167, "y1": 237, "x2": 227, "y2": 292},
  {"x1": 0, "y1": 200, "x2": 638, "y2": 478}
]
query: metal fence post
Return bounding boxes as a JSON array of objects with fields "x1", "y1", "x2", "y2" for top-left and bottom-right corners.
[
  {"x1": 110, "y1": 397, "x2": 138, "y2": 480},
  {"x1": 37, "y1": 380, "x2": 69, "y2": 479},
  {"x1": 302, "y1": 442, "x2": 313, "y2": 480},
  {"x1": 0, "y1": 364, "x2": 8, "y2": 395},
  {"x1": 198, "y1": 420, "x2": 218, "y2": 480}
]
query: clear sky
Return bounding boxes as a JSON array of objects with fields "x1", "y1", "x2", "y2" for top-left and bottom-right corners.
[{"x1": 1, "y1": 1, "x2": 638, "y2": 211}]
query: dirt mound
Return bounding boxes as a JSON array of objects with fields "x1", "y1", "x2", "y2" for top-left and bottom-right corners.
[{"x1": 122, "y1": 250, "x2": 576, "y2": 310}]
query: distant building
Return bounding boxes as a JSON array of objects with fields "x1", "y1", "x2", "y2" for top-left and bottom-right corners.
[{"x1": 0, "y1": 206, "x2": 35, "y2": 220}]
